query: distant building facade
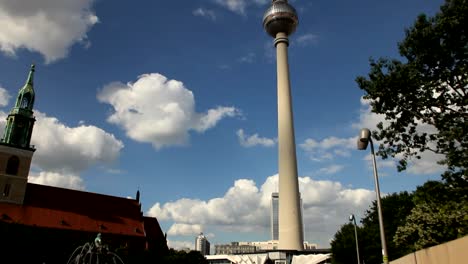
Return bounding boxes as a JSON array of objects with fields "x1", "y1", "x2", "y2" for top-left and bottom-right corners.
[
  {"x1": 214, "y1": 240, "x2": 317, "y2": 255},
  {"x1": 215, "y1": 242, "x2": 257, "y2": 255},
  {"x1": 196, "y1": 232, "x2": 211, "y2": 256},
  {"x1": 271, "y1": 192, "x2": 279, "y2": 240},
  {"x1": 271, "y1": 192, "x2": 304, "y2": 241}
]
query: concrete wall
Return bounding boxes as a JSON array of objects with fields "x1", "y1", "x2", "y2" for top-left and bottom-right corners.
[{"x1": 390, "y1": 235, "x2": 468, "y2": 264}]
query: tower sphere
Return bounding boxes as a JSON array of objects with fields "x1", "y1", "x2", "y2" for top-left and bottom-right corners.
[{"x1": 263, "y1": 0, "x2": 298, "y2": 38}]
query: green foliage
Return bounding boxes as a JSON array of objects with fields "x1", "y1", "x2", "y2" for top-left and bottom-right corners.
[
  {"x1": 394, "y1": 201, "x2": 467, "y2": 251},
  {"x1": 356, "y1": 0, "x2": 468, "y2": 179},
  {"x1": 331, "y1": 192, "x2": 414, "y2": 264},
  {"x1": 331, "y1": 223, "x2": 361, "y2": 264},
  {"x1": 161, "y1": 249, "x2": 208, "y2": 264},
  {"x1": 393, "y1": 180, "x2": 468, "y2": 250},
  {"x1": 331, "y1": 180, "x2": 468, "y2": 263},
  {"x1": 361, "y1": 192, "x2": 415, "y2": 263}
]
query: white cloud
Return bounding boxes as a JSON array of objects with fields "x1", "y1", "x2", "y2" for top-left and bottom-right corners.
[
  {"x1": 300, "y1": 136, "x2": 356, "y2": 161},
  {"x1": 351, "y1": 97, "x2": 388, "y2": 131},
  {"x1": 0, "y1": 87, "x2": 11, "y2": 107},
  {"x1": 237, "y1": 129, "x2": 276, "y2": 147},
  {"x1": 215, "y1": 0, "x2": 248, "y2": 15},
  {"x1": 215, "y1": 0, "x2": 268, "y2": 15},
  {"x1": 30, "y1": 111, "x2": 124, "y2": 174},
  {"x1": 28, "y1": 171, "x2": 85, "y2": 190},
  {"x1": 296, "y1": 33, "x2": 318, "y2": 47},
  {"x1": 0, "y1": 0, "x2": 99, "y2": 63},
  {"x1": 0, "y1": 110, "x2": 123, "y2": 189},
  {"x1": 193, "y1": 7, "x2": 216, "y2": 21},
  {"x1": 238, "y1": 52, "x2": 256, "y2": 64},
  {"x1": 193, "y1": 107, "x2": 240, "y2": 132},
  {"x1": 353, "y1": 98, "x2": 445, "y2": 175},
  {"x1": 168, "y1": 223, "x2": 203, "y2": 236},
  {"x1": 98, "y1": 73, "x2": 240, "y2": 149},
  {"x1": 317, "y1": 164, "x2": 344, "y2": 175},
  {"x1": 167, "y1": 240, "x2": 194, "y2": 250},
  {"x1": 405, "y1": 151, "x2": 445, "y2": 175},
  {"x1": 147, "y1": 174, "x2": 374, "y2": 247}
]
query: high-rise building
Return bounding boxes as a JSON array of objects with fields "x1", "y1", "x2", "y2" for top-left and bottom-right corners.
[
  {"x1": 271, "y1": 192, "x2": 279, "y2": 240},
  {"x1": 271, "y1": 192, "x2": 304, "y2": 242},
  {"x1": 195, "y1": 232, "x2": 210, "y2": 256}
]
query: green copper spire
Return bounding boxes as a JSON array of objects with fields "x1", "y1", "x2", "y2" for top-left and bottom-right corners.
[
  {"x1": 0, "y1": 64, "x2": 37, "y2": 150},
  {"x1": 14, "y1": 64, "x2": 35, "y2": 111},
  {"x1": 26, "y1": 64, "x2": 35, "y2": 85}
]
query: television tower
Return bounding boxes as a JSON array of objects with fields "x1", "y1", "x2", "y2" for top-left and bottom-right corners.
[{"x1": 263, "y1": 0, "x2": 303, "y2": 250}]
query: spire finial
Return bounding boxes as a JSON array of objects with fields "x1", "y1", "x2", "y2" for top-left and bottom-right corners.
[{"x1": 26, "y1": 64, "x2": 35, "y2": 85}]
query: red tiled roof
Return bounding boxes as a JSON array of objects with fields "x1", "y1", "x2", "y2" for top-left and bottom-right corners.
[
  {"x1": 0, "y1": 183, "x2": 146, "y2": 237},
  {"x1": 143, "y1": 216, "x2": 165, "y2": 239}
]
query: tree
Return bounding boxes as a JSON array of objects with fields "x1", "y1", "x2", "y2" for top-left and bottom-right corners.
[
  {"x1": 360, "y1": 192, "x2": 415, "y2": 263},
  {"x1": 330, "y1": 192, "x2": 414, "y2": 264},
  {"x1": 356, "y1": 0, "x2": 468, "y2": 180},
  {"x1": 161, "y1": 249, "x2": 208, "y2": 264},
  {"x1": 393, "y1": 180, "x2": 468, "y2": 250},
  {"x1": 331, "y1": 223, "x2": 361, "y2": 264}
]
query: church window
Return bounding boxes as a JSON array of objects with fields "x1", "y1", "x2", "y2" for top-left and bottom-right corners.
[
  {"x1": 21, "y1": 95, "x2": 30, "y2": 108},
  {"x1": 3, "y1": 183, "x2": 11, "y2": 197},
  {"x1": 6, "y1": 156, "x2": 20, "y2": 175}
]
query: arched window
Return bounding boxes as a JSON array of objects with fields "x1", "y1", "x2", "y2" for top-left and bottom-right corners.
[
  {"x1": 6, "y1": 156, "x2": 20, "y2": 175},
  {"x1": 21, "y1": 97, "x2": 29, "y2": 108},
  {"x1": 21, "y1": 94, "x2": 31, "y2": 108}
]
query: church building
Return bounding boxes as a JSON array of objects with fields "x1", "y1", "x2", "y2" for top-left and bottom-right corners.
[{"x1": 0, "y1": 65, "x2": 168, "y2": 263}]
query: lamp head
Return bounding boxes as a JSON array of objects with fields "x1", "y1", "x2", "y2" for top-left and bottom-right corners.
[
  {"x1": 357, "y1": 128, "x2": 371, "y2": 150},
  {"x1": 349, "y1": 214, "x2": 355, "y2": 221}
]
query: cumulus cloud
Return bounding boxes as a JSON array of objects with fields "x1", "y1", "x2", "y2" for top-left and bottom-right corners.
[
  {"x1": 0, "y1": 107, "x2": 123, "y2": 189},
  {"x1": 193, "y1": 7, "x2": 216, "y2": 21},
  {"x1": 167, "y1": 240, "x2": 194, "y2": 250},
  {"x1": 300, "y1": 136, "x2": 356, "y2": 161},
  {"x1": 30, "y1": 112, "x2": 124, "y2": 174},
  {"x1": 148, "y1": 174, "x2": 374, "y2": 247},
  {"x1": 28, "y1": 171, "x2": 85, "y2": 190},
  {"x1": 168, "y1": 223, "x2": 203, "y2": 236},
  {"x1": 98, "y1": 73, "x2": 240, "y2": 149},
  {"x1": 237, "y1": 129, "x2": 276, "y2": 147},
  {"x1": 353, "y1": 98, "x2": 445, "y2": 174},
  {"x1": 0, "y1": 0, "x2": 99, "y2": 63}
]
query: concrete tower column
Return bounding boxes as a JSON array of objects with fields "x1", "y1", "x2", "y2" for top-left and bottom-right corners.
[
  {"x1": 275, "y1": 32, "x2": 304, "y2": 251},
  {"x1": 263, "y1": 0, "x2": 303, "y2": 250}
]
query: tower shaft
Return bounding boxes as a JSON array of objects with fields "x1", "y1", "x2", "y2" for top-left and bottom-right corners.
[{"x1": 275, "y1": 32, "x2": 304, "y2": 250}]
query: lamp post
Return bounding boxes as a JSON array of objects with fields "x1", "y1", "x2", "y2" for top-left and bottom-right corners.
[
  {"x1": 349, "y1": 214, "x2": 361, "y2": 264},
  {"x1": 263, "y1": 0, "x2": 303, "y2": 250},
  {"x1": 357, "y1": 128, "x2": 388, "y2": 264}
]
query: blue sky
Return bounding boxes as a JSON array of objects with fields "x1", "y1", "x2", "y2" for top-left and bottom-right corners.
[{"x1": 0, "y1": 0, "x2": 446, "y2": 249}]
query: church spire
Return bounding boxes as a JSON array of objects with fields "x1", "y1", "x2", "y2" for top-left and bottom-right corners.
[
  {"x1": 1, "y1": 64, "x2": 37, "y2": 150},
  {"x1": 26, "y1": 64, "x2": 34, "y2": 85},
  {"x1": 14, "y1": 64, "x2": 35, "y2": 111}
]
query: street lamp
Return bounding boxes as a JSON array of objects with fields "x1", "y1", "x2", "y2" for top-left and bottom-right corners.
[
  {"x1": 357, "y1": 128, "x2": 388, "y2": 264},
  {"x1": 349, "y1": 214, "x2": 361, "y2": 264}
]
